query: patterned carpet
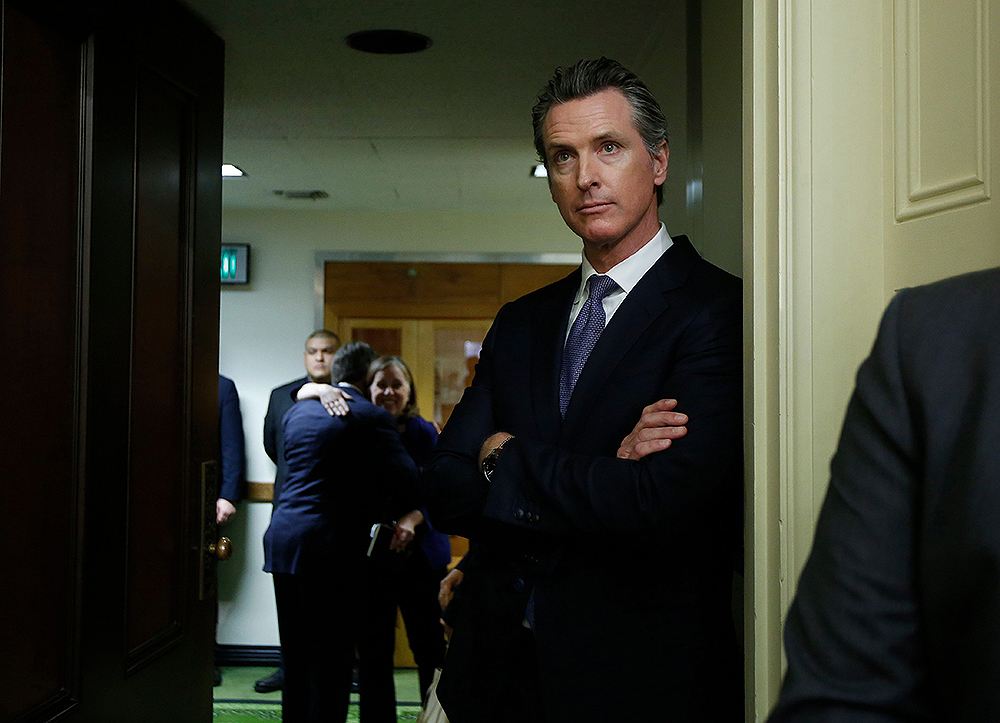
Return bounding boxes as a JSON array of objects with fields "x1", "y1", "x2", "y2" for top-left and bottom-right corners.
[
  {"x1": 214, "y1": 667, "x2": 423, "y2": 722},
  {"x1": 212, "y1": 702, "x2": 421, "y2": 722}
]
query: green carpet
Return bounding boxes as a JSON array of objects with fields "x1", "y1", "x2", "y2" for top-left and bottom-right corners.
[
  {"x1": 214, "y1": 666, "x2": 423, "y2": 722},
  {"x1": 212, "y1": 702, "x2": 421, "y2": 722}
]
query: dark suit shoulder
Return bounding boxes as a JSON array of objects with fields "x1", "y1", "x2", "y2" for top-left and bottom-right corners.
[
  {"x1": 346, "y1": 396, "x2": 395, "y2": 425},
  {"x1": 887, "y1": 267, "x2": 1000, "y2": 352},
  {"x1": 686, "y1": 255, "x2": 742, "y2": 300},
  {"x1": 219, "y1": 374, "x2": 237, "y2": 396},
  {"x1": 660, "y1": 235, "x2": 742, "y2": 300},
  {"x1": 896, "y1": 265, "x2": 1000, "y2": 315},
  {"x1": 269, "y1": 376, "x2": 309, "y2": 399}
]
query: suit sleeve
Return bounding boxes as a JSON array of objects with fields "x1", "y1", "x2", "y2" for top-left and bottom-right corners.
[
  {"x1": 767, "y1": 291, "x2": 929, "y2": 722},
  {"x1": 368, "y1": 407, "x2": 423, "y2": 517},
  {"x1": 263, "y1": 388, "x2": 280, "y2": 465},
  {"x1": 425, "y1": 291, "x2": 743, "y2": 542},
  {"x1": 218, "y1": 378, "x2": 246, "y2": 503}
]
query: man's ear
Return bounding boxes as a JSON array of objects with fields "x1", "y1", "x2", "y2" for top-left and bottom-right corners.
[{"x1": 652, "y1": 142, "x2": 669, "y2": 185}]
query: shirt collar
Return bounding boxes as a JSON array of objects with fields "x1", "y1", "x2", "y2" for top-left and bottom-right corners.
[{"x1": 575, "y1": 223, "x2": 672, "y2": 302}]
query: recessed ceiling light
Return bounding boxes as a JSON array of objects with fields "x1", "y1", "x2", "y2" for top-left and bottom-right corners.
[
  {"x1": 531, "y1": 164, "x2": 548, "y2": 178},
  {"x1": 222, "y1": 164, "x2": 247, "y2": 178},
  {"x1": 346, "y1": 29, "x2": 432, "y2": 55}
]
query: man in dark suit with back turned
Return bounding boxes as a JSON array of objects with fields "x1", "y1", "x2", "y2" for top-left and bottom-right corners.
[
  {"x1": 256, "y1": 329, "x2": 342, "y2": 693},
  {"x1": 423, "y1": 58, "x2": 744, "y2": 722},
  {"x1": 264, "y1": 341, "x2": 421, "y2": 723},
  {"x1": 768, "y1": 267, "x2": 1000, "y2": 722}
]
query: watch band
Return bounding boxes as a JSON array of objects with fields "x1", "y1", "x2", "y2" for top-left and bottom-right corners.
[{"x1": 481, "y1": 436, "x2": 511, "y2": 482}]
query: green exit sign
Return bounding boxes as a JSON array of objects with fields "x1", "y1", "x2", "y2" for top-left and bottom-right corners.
[{"x1": 221, "y1": 244, "x2": 250, "y2": 284}]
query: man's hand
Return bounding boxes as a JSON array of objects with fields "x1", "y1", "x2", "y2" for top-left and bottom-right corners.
[
  {"x1": 216, "y1": 498, "x2": 237, "y2": 524},
  {"x1": 439, "y1": 567, "x2": 465, "y2": 642},
  {"x1": 296, "y1": 382, "x2": 352, "y2": 416},
  {"x1": 479, "y1": 432, "x2": 513, "y2": 467},
  {"x1": 391, "y1": 509, "x2": 424, "y2": 551},
  {"x1": 439, "y1": 567, "x2": 464, "y2": 611},
  {"x1": 617, "y1": 399, "x2": 688, "y2": 460}
]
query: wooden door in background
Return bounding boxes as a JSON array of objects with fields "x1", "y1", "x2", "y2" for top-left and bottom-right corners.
[
  {"x1": 325, "y1": 260, "x2": 575, "y2": 424},
  {"x1": 342, "y1": 318, "x2": 493, "y2": 427}
]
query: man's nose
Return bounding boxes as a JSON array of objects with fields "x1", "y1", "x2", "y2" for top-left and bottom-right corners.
[{"x1": 576, "y1": 153, "x2": 599, "y2": 190}]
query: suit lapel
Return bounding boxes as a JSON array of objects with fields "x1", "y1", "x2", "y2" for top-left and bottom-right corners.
[
  {"x1": 530, "y1": 270, "x2": 579, "y2": 444},
  {"x1": 559, "y1": 236, "x2": 700, "y2": 444}
]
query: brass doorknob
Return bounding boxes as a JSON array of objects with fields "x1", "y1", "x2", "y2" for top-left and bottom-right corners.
[{"x1": 209, "y1": 537, "x2": 233, "y2": 561}]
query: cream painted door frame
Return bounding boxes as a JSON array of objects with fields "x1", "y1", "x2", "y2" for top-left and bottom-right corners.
[{"x1": 748, "y1": 0, "x2": 1000, "y2": 720}]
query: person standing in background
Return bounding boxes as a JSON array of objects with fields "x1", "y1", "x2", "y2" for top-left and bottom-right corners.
[
  {"x1": 297, "y1": 355, "x2": 452, "y2": 707},
  {"x1": 215, "y1": 374, "x2": 246, "y2": 686},
  {"x1": 367, "y1": 356, "x2": 450, "y2": 703},
  {"x1": 217, "y1": 374, "x2": 245, "y2": 523},
  {"x1": 264, "y1": 342, "x2": 422, "y2": 723},
  {"x1": 256, "y1": 329, "x2": 343, "y2": 694}
]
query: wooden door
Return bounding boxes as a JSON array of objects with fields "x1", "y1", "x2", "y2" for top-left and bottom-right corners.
[
  {"x1": 342, "y1": 318, "x2": 493, "y2": 426},
  {"x1": 326, "y1": 260, "x2": 575, "y2": 424},
  {"x1": 1, "y1": 2, "x2": 224, "y2": 722}
]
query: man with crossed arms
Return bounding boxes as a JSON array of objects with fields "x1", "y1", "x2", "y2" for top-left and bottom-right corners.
[{"x1": 424, "y1": 58, "x2": 744, "y2": 722}]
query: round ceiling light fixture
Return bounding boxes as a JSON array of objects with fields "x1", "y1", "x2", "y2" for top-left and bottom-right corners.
[{"x1": 346, "y1": 29, "x2": 432, "y2": 55}]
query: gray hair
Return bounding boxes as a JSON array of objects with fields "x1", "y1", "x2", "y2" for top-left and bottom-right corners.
[{"x1": 531, "y1": 57, "x2": 669, "y2": 205}]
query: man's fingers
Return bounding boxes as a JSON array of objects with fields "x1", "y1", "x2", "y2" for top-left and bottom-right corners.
[
  {"x1": 638, "y1": 425, "x2": 687, "y2": 441},
  {"x1": 642, "y1": 398, "x2": 678, "y2": 415},
  {"x1": 635, "y1": 438, "x2": 672, "y2": 457},
  {"x1": 641, "y1": 410, "x2": 688, "y2": 426}
]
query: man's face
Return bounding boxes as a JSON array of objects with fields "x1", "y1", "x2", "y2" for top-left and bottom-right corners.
[
  {"x1": 304, "y1": 336, "x2": 339, "y2": 383},
  {"x1": 542, "y1": 89, "x2": 668, "y2": 265}
]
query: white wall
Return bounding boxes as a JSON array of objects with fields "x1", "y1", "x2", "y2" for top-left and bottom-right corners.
[
  {"x1": 701, "y1": 0, "x2": 744, "y2": 278},
  {"x1": 216, "y1": 207, "x2": 580, "y2": 645}
]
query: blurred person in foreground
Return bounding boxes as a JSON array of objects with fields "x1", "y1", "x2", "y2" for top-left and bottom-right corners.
[{"x1": 768, "y1": 267, "x2": 1000, "y2": 722}]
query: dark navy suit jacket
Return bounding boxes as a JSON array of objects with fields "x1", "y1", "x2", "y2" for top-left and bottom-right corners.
[
  {"x1": 769, "y1": 267, "x2": 1000, "y2": 722},
  {"x1": 424, "y1": 236, "x2": 744, "y2": 722},
  {"x1": 218, "y1": 374, "x2": 245, "y2": 503},
  {"x1": 264, "y1": 395, "x2": 421, "y2": 575}
]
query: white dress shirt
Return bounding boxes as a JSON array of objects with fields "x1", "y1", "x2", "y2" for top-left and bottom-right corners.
[{"x1": 565, "y1": 223, "x2": 673, "y2": 340}]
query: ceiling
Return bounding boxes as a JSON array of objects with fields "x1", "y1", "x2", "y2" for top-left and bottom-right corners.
[{"x1": 183, "y1": 0, "x2": 687, "y2": 213}]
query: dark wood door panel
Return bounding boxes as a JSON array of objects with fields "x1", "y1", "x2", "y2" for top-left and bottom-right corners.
[
  {"x1": 352, "y1": 327, "x2": 404, "y2": 356},
  {"x1": 0, "y1": 5, "x2": 86, "y2": 721},
  {"x1": 124, "y1": 69, "x2": 194, "y2": 667},
  {"x1": 2, "y1": 2, "x2": 223, "y2": 722}
]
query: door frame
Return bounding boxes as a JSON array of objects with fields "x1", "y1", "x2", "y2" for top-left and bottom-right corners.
[{"x1": 745, "y1": 0, "x2": 783, "y2": 718}]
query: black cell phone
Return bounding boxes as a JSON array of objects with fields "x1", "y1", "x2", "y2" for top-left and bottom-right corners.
[{"x1": 367, "y1": 522, "x2": 394, "y2": 559}]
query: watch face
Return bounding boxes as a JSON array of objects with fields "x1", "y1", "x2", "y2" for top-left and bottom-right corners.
[{"x1": 483, "y1": 449, "x2": 499, "y2": 479}]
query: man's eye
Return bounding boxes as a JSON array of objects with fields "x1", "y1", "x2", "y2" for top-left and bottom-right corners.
[
  {"x1": 602, "y1": 143, "x2": 617, "y2": 153},
  {"x1": 553, "y1": 151, "x2": 570, "y2": 163}
]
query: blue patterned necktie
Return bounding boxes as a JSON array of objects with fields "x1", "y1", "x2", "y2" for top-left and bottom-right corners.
[{"x1": 559, "y1": 274, "x2": 619, "y2": 417}]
